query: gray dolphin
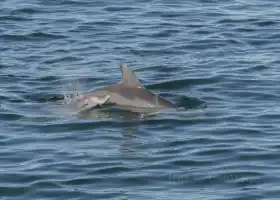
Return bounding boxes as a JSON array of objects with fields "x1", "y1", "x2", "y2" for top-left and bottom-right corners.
[{"x1": 76, "y1": 64, "x2": 176, "y2": 112}]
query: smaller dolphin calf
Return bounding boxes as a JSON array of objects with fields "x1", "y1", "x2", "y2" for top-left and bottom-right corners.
[
  {"x1": 75, "y1": 94, "x2": 111, "y2": 111},
  {"x1": 77, "y1": 64, "x2": 176, "y2": 112}
]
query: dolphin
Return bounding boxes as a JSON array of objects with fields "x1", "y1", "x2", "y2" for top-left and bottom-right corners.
[{"x1": 75, "y1": 64, "x2": 176, "y2": 112}]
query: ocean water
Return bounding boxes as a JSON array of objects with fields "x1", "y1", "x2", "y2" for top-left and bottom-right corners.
[{"x1": 1, "y1": 0, "x2": 280, "y2": 199}]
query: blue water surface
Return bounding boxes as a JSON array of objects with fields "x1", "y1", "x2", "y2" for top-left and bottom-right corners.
[{"x1": 1, "y1": 0, "x2": 280, "y2": 199}]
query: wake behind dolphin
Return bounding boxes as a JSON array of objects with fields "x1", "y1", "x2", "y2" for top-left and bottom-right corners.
[{"x1": 69, "y1": 64, "x2": 177, "y2": 113}]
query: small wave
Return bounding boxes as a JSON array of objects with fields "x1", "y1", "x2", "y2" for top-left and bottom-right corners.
[
  {"x1": 42, "y1": 56, "x2": 83, "y2": 64},
  {"x1": 170, "y1": 159, "x2": 214, "y2": 167},
  {"x1": 254, "y1": 20, "x2": 278, "y2": 27},
  {"x1": 130, "y1": 48, "x2": 186, "y2": 56},
  {"x1": 34, "y1": 76, "x2": 61, "y2": 82},
  {"x1": 247, "y1": 39, "x2": 270, "y2": 46},
  {"x1": 1, "y1": 32, "x2": 67, "y2": 41},
  {"x1": 217, "y1": 18, "x2": 258, "y2": 24},
  {"x1": 38, "y1": 95, "x2": 65, "y2": 103},
  {"x1": 233, "y1": 27, "x2": 256, "y2": 33},
  {"x1": 0, "y1": 64, "x2": 10, "y2": 69},
  {"x1": 150, "y1": 29, "x2": 180, "y2": 38},
  {"x1": 22, "y1": 93, "x2": 64, "y2": 103},
  {"x1": 160, "y1": 12, "x2": 188, "y2": 18},
  {"x1": 147, "y1": 77, "x2": 218, "y2": 90},
  {"x1": 0, "y1": 15, "x2": 30, "y2": 22},
  {"x1": 11, "y1": 7, "x2": 42, "y2": 15},
  {"x1": 104, "y1": 6, "x2": 137, "y2": 12},
  {"x1": 0, "y1": 113, "x2": 23, "y2": 121}
]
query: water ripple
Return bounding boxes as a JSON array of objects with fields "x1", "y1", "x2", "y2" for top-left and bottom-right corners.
[{"x1": 1, "y1": 32, "x2": 67, "y2": 41}]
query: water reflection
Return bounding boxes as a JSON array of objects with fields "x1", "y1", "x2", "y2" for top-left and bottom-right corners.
[{"x1": 120, "y1": 125, "x2": 142, "y2": 154}]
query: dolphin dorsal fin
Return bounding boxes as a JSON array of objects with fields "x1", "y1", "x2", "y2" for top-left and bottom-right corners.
[{"x1": 118, "y1": 63, "x2": 145, "y2": 88}]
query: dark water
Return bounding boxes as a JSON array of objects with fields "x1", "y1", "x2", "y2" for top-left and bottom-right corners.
[{"x1": 1, "y1": 0, "x2": 280, "y2": 199}]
